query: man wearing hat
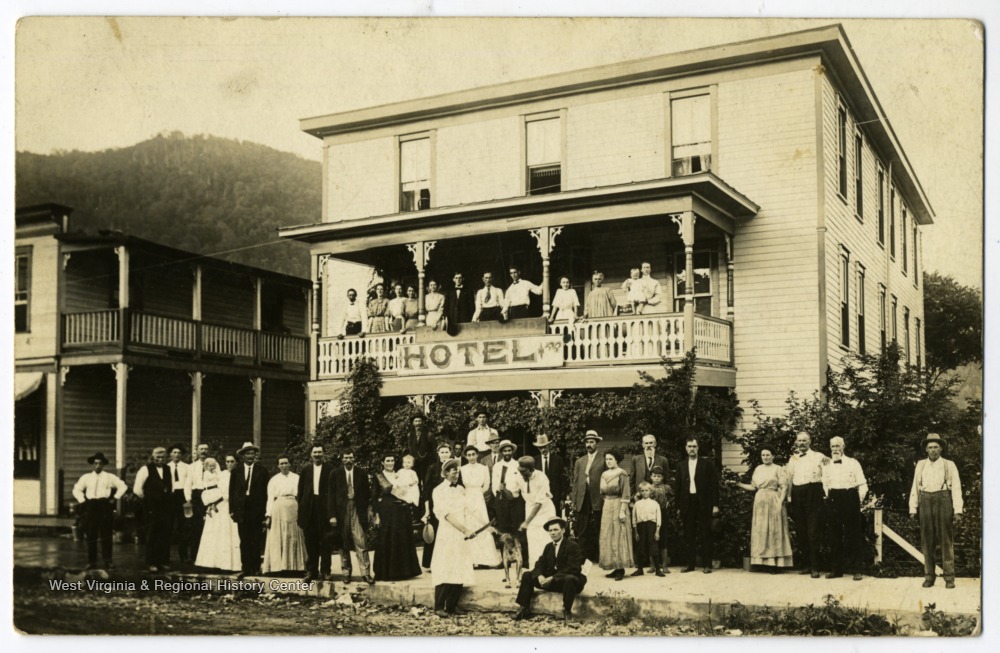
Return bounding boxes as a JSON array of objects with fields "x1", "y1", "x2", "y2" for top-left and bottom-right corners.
[
  {"x1": 571, "y1": 430, "x2": 606, "y2": 563},
  {"x1": 909, "y1": 434, "x2": 963, "y2": 589},
  {"x1": 330, "y1": 448, "x2": 374, "y2": 585},
  {"x1": 467, "y1": 411, "x2": 499, "y2": 454},
  {"x1": 513, "y1": 517, "x2": 587, "y2": 622},
  {"x1": 407, "y1": 413, "x2": 438, "y2": 481},
  {"x1": 229, "y1": 442, "x2": 270, "y2": 578},
  {"x1": 533, "y1": 434, "x2": 566, "y2": 513},
  {"x1": 72, "y1": 452, "x2": 128, "y2": 570},
  {"x1": 491, "y1": 440, "x2": 525, "y2": 539},
  {"x1": 133, "y1": 447, "x2": 174, "y2": 572}
]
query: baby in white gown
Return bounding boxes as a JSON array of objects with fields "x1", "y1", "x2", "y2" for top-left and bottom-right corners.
[{"x1": 391, "y1": 454, "x2": 421, "y2": 506}]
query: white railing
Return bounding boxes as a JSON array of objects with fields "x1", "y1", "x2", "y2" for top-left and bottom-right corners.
[
  {"x1": 203, "y1": 323, "x2": 256, "y2": 358},
  {"x1": 63, "y1": 310, "x2": 120, "y2": 346},
  {"x1": 261, "y1": 332, "x2": 307, "y2": 365},
  {"x1": 130, "y1": 313, "x2": 196, "y2": 351},
  {"x1": 550, "y1": 314, "x2": 685, "y2": 363},
  {"x1": 318, "y1": 333, "x2": 416, "y2": 377},
  {"x1": 693, "y1": 315, "x2": 732, "y2": 363}
]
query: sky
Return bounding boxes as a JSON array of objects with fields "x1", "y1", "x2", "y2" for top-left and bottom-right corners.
[{"x1": 11, "y1": 15, "x2": 985, "y2": 290}]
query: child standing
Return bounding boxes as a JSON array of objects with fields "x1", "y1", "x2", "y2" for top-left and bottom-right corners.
[
  {"x1": 631, "y1": 482, "x2": 665, "y2": 577},
  {"x1": 649, "y1": 466, "x2": 673, "y2": 573}
]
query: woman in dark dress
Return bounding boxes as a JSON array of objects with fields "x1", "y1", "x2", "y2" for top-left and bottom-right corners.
[{"x1": 373, "y1": 453, "x2": 422, "y2": 581}]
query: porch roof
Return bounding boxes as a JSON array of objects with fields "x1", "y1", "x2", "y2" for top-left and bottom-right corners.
[{"x1": 279, "y1": 173, "x2": 758, "y2": 251}]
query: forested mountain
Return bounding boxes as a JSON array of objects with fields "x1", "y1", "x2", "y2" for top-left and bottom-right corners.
[{"x1": 16, "y1": 132, "x2": 321, "y2": 277}]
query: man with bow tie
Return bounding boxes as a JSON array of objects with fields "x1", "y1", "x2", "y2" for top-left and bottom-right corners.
[
  {"x1": 336, "y1": 288, "x2": 368, "y2": 338},
  {"x1": 786, "y1": 431, "x2": 829, "y2": 578},
  {"x1": 513, "y1": 517, "x2": 587, "y2": 622},
  {"x1": 133, "y1": 446, "x2": 174, "y2": 572},
  {"x1": 502, "y1": 266, "x2": 542, "y2": 321},
  {"x1": 821, "y1": 436, "x2": 868, "y2": 580},
  {"x1": 73, "y1": 452, "x2": 128, "y2": 570},
  {"x1": 445, "y1": 272, "x2": 475, "y2": 335}
]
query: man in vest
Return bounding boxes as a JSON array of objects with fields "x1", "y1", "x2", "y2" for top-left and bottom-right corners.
[
  {"x1": 909, "y1": 434, "x2": 963, "y2": 589},
  {"x1": 72, "y1": 452, "x2": 128, "y2": 570},
  {"x1": 132, "y1": 446, "x2": 173, "y2": 572}
]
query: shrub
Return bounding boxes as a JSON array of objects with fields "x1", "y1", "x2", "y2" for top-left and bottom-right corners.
[
  {"x1": 921, "y1": 603, "x2": 979, "y2": 636},
  {"x1": 593, "y1": 591, "x2": 641, "y2": 626},
  {"x1": 716, "y1": 595, "x2": 898, "y2": 636}
]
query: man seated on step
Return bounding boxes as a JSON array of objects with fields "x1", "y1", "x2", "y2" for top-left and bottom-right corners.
[{"x1": 513, "y1": 517, "x2": 587, "y2": 622}]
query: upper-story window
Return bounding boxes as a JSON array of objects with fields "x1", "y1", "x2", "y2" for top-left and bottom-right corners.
[
  {"x1": 877, "y1": 167, "x2": 885, "y2": 247},
  {"x1": 837, "y1": 103, "x2": 848, "y2": 199},
  {"x1": 889, "y1": 187, "x2": 896, "y2": 260},
  {"x1": 670, "y1": 93, "x2": 712, "y2": 176},
  {"x1": 891, "y1": 295, "x2": 898, "y2": 343},
  {"x1": 399, "y1": 135, "x2": 431, "y2": 212},
  {"x1": 673, "y1": 250, "x2": 714, "y2": 316},
  {"x1": 913, "y1": 225, "x2": 920, "y2": 286},
  {"x1": 854, "y1": 132, "x2": 864, "y2": 220},
  {"x1": 839, "y1": 246, "x2": 850, "y2": 349},
  {"x1": 904, "y1": 307, "x2": 911, "y2": 365},
  {"x1": 901, "y1": 207, "x2": 909, "y2": 275},
  {"x1": 526, "y1": 114, "x2": 562, "y2": 195},
  {"x1": 856, "y1": 262, "x2": 866, "y2": 355},
  {"x1": 15, "y1": 248, "x2": 30, "y2": 333},
  {"x1": 878, "y1": 283, "x2": 887, "y2": 354},
  {"x1": 915, "y1": 317, "x2": 922, "y2": 369}
]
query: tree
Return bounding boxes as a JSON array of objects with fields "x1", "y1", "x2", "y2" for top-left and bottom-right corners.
[{"x1": 923, "y1": 272, "x2": 982, "y2": 380}]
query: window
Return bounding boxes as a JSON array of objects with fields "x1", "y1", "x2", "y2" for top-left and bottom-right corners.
[
  {"x1": 673, "y1": 250, "x2": 714, "y2": 316},
  {"x1": 399, "y1": 135, "x2": 431, "y2": 211},
  {"x1": 913, "y1": 225, "x2": 920, "y2": 286},
  {"x1": 891, "y1": 295, "x2": 898, "y2": 343},
  {"x1": 15, "y1": 249, "x2": 30, "y2": 333},
  {"x1": 915, "y1": 318, "x2": 922, "y2": 369},
  {"x1": 837, "y1": 104, "x2": 848, "y2": 199},
  {"x1": 670, "y1": 94, "x2": 712, "y2": 176},
  {"x1": 889, "y1": 187, "x2": 896, "y2": 259},
  {"x1": 856, "y1": 263, "x2": 866, "y2": 355},
  {"x1": 901, "y1": 207, "x2": 909, "y2": 275},
  {"x1": 855, "y1": 133, "x2": 864, "y2": 219},
  {"x1": 526, "y1": 115, "x2": 561, "y2": 195},
  {"x1": 877, "y1": 168, "x2": 885, "y2": 246},
  {"x1": 878, "y1": 284, "x2": 887, "y2": 353},
  {"x1": 904, "y1": 307, "x2": 911, "y2": 364},
  {"x1": 840, "y1": 247, "x2": 850, "y2": 348}
]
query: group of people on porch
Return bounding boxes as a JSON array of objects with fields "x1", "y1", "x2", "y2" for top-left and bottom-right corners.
[
  {"x1": 72, "y1": 419, "x2": 962, "y2": 621},
  {"x1": 335, "y1": 261, "x2": 666, "y2": 338}
]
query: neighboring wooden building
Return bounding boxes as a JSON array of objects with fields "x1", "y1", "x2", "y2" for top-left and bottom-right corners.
[
  {"x1": 280, "y1": 25, "x2": 930, "y2": 465},
  {"x1": 14, "y1": 204, "x2": 309, "y2": 515}
]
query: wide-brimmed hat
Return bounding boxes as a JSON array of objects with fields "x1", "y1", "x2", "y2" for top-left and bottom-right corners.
[
  {"x1": 517, "y1": 455, "x2": 535, "y2": 469},
  {"x1": 922, "y1": 434, "x2": 947, "y2": 450},
  {"x1": 441, "y1": 458, "x2": 461, "y2": 476},
  {"x1": 533, "y1": 434, "x2": 552, "y2": 448},
  {"x1": 485, "y1": 434, "x2": 501, "y2": 444},
  {"x1": 498, "y1": 439, "x2": 517, "y2": 453},
  {"x1": 543, "y1": 517, "x2": 568, "y2": 531},
  {"x1": 87, "y1": 452, "x2": 109, "y2": 465},
  {"x1": 583, "y1": 430, "x2": 602, "y2": 442},
  {"x1": 422, "y1": 522, "x2": 436, "y2": 544},
  {"x1": 237, "y1": 441, "x2": 259, "y2": 455}
]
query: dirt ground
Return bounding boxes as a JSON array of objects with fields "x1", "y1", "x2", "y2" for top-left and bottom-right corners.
[{"x1": 12, "y1": 584, "x2": 698, "y2": 636}]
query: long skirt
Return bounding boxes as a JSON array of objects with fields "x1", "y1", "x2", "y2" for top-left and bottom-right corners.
[
  {"x1": 431, "y1": 519, "x2": 475, "y2": 587},
  {"x1": 262, "y1": 497, "x2": 307, "y2": 573},
  {"x1": 523, "y1": 498, "x2": 557, "y2": 569},
  {"x1": 195, "y1": 498, "x2": 241, "y2": 571},
  {"x1": 598, "y1": 496, "x2": 634, "y2": 569},
  {"x1": 750, "y1": 488, "x2": 794, "y2": 567},
  {"x1": 466, "y1": 492, "x2": 501, "y2": 567},
  {"x1": 374, "y1": 497, "x2": 422, "y2": 581}
]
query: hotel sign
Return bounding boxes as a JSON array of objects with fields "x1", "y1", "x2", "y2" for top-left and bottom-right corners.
[{"x1": 398, "y1": 335, "x2": 564, "y2": 375}]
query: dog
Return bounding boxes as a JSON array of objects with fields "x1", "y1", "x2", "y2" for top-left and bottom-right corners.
[{"x1": 498, "y1": 532, "x2": 524, "y2": 589}]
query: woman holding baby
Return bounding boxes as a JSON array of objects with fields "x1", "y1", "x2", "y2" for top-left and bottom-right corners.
[{"x1": 373, "y1": 452, "x2": 422, "y2": 581}]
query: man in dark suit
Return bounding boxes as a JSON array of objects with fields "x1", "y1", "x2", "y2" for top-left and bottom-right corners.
[
  {"x1": 570, "y1": 430, "x2": 606, "y2": 563},
  {"x1": 514, "y1": 517, "x2": 587, "y2": 622},
  {"x1": 229, "y1": 441, "x2": 269, "y2": 578},
  {"x1": 131, "y1": 446, "x2": 173, "y2": 572},
  {"x1": 407, "y1": 413, "x2": 438, "y2": 482},
  {"x1": 298, "y1": 444, "x2": 333, "y2": 582},
  {"x1": 675, "y1": 436, "x2": 719, "y2": 574},
  {"x1": 329, "y1": 448, "x2": 373, "y2": 585},
  {"x1": 627, "y1": 434, "x2": 672, "y2": 492},
  {"x1": 533, "y1": 434, "x2": 566, "y2": 514},
  {"x1": 445, "y1": 272, "x2": 475, "y2": 335}
]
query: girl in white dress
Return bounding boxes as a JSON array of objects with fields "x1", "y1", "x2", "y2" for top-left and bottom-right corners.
[
  {"x1": 262, "y1": 455, "x2": 307, "y2": 573},
  {"x1": 425, "y1": 280, "x2": 446, "y2": 330},
  {"x1": 459, "y1": 446, "x2": 501, "y2": 567},
  {"x1": 195, "y1": 456, "x2": 242, "y2": 571},
  {"x1": 431, "y1": 459, "x2": 477, "y2": 616},
  {"x1": 517, "y1": 455, "x2": 557, "y2": 569},
  {"x1": 550, "y1": 276, "x2": 580, "y2": 325}
]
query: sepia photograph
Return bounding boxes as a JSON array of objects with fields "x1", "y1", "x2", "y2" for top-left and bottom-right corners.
[{"x1": 6, "y1": 7, "x2": 988, "y2": 640}]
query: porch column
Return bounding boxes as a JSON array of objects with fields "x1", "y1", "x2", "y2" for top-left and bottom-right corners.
[
  {"x1": 251, "y1": 377, "x2": 264, "y2": 448},
  {"x1": 112, "y1": 363, "x2": 129, "y2": 473},
  {"x1": 725, "y1": 234, "x2": 734, "y2": 321},
  {"x1": 530, "y1": 226, "x2": 564, "y2": 319},
  {"x1": 115, "y1": 246, "x2": 129, "y2": 309},
  {"x1": 672, "y1": 212, "x2": 696, "y2": 353},
  {"x1": 305, "y1": 384, "x2": 315, "y2": 437},
  {"x1": 253, "y1": 277, "x2": 262, "y2": 330},
  {"x1": 191, "y1": 264, "x2": 202, "y2": 320},
  {"x1": 407, "y1": 241, "x2": 436, "y2": 327},
  {"x1": 190, "y1": 372, "x2": 202, "y2": 453},
  {"x1": 44, "y1": 370, "x2": 58, "y2": 515}
]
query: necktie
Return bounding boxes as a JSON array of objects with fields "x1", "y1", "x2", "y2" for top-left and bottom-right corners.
[
  {"x1": 526, "y1": 479, "x2": 531, "y2": 494},
  {"x1": 246, "y1": 465, "x2": 252, "y2": 495},
  {"x1": 544, "y1": 455, "x2": 548, "y2": 473},
  {"x1": 648, "y1": 457, "x2": 653, "y2": 471},
  {"x1": 450, "y1": 482, "x2": 459, "y2": 488},
  {"x1": 173, "y1": 464, "x2": 179, "y2": 483},
  {"x1": 347, "y1": 471, "x2": 354, "y2": 499},
  {"x1": 834, "y1": 460, "x2": 843, "y2": 464}
]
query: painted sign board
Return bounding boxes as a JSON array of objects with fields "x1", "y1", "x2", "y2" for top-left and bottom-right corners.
[{"x1": 398, "y1": 335, "x2": 564, "y2": 375}]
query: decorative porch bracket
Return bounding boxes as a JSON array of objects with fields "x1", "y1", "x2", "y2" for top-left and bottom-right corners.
[
  {"x1": 670, "y1": 212, "x2": 697, "y2": 354},
  {"x1": 529, "y1": 226, "x2": 564, "y2": 318}
]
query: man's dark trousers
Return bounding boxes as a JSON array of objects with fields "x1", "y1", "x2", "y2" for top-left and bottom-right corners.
[
  {"x1": 827, "y1": 489, "x2": 864, "y2": 575},
  {"x1": 574, "y1": 491, "x2": 601, "y2": 563},
  {"x1": 790, "y1": 481, "x2": 824, "y2": 572},
  {"x1": 84, "y1": 500, "x2": 115, "y2": 564},
  {"x1": 303, "y1": 501, "x2": 332, "y2": 576},
  {"x1": 516, "y1": 571, "x2": 586, "y2": 612},
  {"x1": 681, "y1": 492, "x2": 713, "y2": 567}
]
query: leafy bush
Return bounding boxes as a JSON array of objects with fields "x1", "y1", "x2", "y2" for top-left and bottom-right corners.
[
  {"x1": 921, "y1": 603, "x2": 979, "y2": 636},
  {"x1": 593, "y1": 591, "x2": 642, "y2": 626},
  {"x1": 716, "y1": 595, "x2": 898, "y2": 636}
]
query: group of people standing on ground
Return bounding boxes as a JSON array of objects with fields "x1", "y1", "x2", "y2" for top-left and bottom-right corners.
[{"x1": 335, "y1": 261, "x2": 668, "y2": 338}]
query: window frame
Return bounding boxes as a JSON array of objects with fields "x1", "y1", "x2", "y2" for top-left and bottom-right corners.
[
  {"x1": 891, "y1": 295, "x2": 898, "y2": 344},
  {"x1": 672, "y1": 249, "x2": 716, "y2": 317},
  {"x1": 877, "y1": 166, "x2": 885, "y2": 248},
  {"x1": 901, "y1": 206, "x2": 909, "y2": 276},
  {"x1": 397, "y1": 131, "x2": 435, "y2": 213},
  {"x1": 837, "y1": 99, "x2": 848, "y2": 201},
  {"x1": 889, "y1": 186, "x2": 896, "y2": 260},
  {"x1": 15, "y1": 246, "x2": 31, "y2": 333},
  {"x1": 524, "y1": 111, "x2": 565, "y2": 196},
  {"x1": 856, "y1": 262, "x2": 866, "y2": 356},
  {"x1": 915, "y1": 317, "x2": 922, "y2": 370},
  {"x1": 854, "y1": 130, "x2": 864, "y2": 221},
  {"x1": 666, "y1": 87, "x2": 716, "y2": 178},
  {"x1": 878, "y1": 283, "x2": 887, "y2": 354},
  {"x1": 904, "y1": 307, "x2": 911, "y2": 365},
  {"x1": 913, "y1": 225, "x2": 920, "y2": 287},
  {"x1": 839, "y1": 246, "x2": 850, "y2": 349}
]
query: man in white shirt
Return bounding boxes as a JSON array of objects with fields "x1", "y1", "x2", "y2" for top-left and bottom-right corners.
[
  {"x1": 467, "y1": 411, "x2": 499, "y2": 454},
  {"x1": 909, "y1": 434, "x2": 963, "y2": 589},
  {"x1": 473, "y1": 272, "x2": 504, "y2": 322},
  {"x1": 822, "y1": 436, "x2": 868, "y2": 580},
  {"x1": 502, "y1": 267, "x2": 542, "y2": 321},
  {"x1": 133, "y1": 446, "x2": 173, "y2": 571},
  {"x1": 166, "y1": 444, "x2": 193, "y2": 563},
  {"x1": 786, "y1": 431, "x2": 828, "y2": 578},
  {"x1": 491, "y1": 440, "x2": 524, "y2": 537},
  {"x1": 337, "y1": 288, "x2": 368, "y2": 338},
  {"x1": 72, "y1": 452, "x2": 128, "y2": 570},
  {"x1": 184, "y1": 443, "x2": 212, "y2": 559}
]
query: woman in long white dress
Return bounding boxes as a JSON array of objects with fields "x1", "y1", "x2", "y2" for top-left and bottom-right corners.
[
  {"x1": 425, "y1": 280, "x2": 446, "y2": 330},
  {"x1": 195, "y1": 456, "x2": 242, "y2": 571},
  {"x1": 550, "y1": 276, "x2": 580, "y2": 324},
  {"x1": 261, "y1": 455, "x2": 307, "y2": 573},
  {"x1": 459, "y1": 445, "x2": 501, "y2": 567},
  {"x1": 431, "y1": 458, "x2": 477, "y2": 617},
  {"x1": 517, "y1": 455, "x2": 558, "y2": 569}
]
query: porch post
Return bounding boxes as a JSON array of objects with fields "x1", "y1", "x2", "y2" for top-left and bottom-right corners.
[
  {"x1": 190, "y1": 372, "x2": 202, "y2": 454},
  {"x1": 113, "y1": 363, "x2": 129, "y2": 473},
  {"x1": 115, "y1": 246, "x2": 129, "y2": 309},
  {"x1": 672, "y1": 212, "x2": 697, "y2": 353},
  {"x1": 252, "y1": 377, "x2": 264, "y2": 448},
  {"x1": 191, "y1": 264, "x2": 202, "y2": 321},
  {"x1": 725, "y1": 234, "x2": 734, "y2": 321},
  {"x1": 44, "y1": 370, "x2": 59, "y2": 515},
  {"x1": 253, "y1": 277, "x2": 262, "y2": 330},
  {"x1": 407, "y1": 241, "x2": 436, "y2": 327},
  {"x1": 530, "y1": 226, "x2": 563, "y2": 319}
]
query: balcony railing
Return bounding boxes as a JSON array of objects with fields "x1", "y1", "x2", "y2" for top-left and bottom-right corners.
[
  {"x1": 62, "y1": 309, "x2": 307, "y2": 370},
  {"x1": 315, "y1": 313, "x2": 731, "y2": 380}
]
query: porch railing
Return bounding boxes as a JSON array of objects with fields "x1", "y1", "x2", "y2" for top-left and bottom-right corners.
[
  {"x1": 130, "y1": 312, "x2": 196, "y2": 351},
  {"x1": 318, "y1": 333, "x2": 416, "y2": 377},
  {"x1": 63, "y1": 309, "x2": 120, "y2": 346}
]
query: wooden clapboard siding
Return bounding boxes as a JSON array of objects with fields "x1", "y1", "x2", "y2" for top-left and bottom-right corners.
[
  {"x1": 201, "y1": 374, "x2": 254, "y2": 461},
  {"x1": 326, "y1": 136, "x2": 396, "y2": 222},
  {"x1": 435, "y1": 115, "x2": 522, "y2": 207},
  {"x1": 135, "y1": 255, "x2": 192, "y2": 319},
  {"x1": 125, "y1": 368, "x2": 192, "y2": 468},
  {"x1": 717, "y1": 69, "x2": 820, "y2": 433},
  {"x1": 259, "y1": 379, "x2": 305, "y2": 468},
  {"x1": 280, "y1": 287, "x2": 308, "y2": 335},
  {"x1": 15, "y1": 234, "x2": 61, "y2": 360},
  {"x1": 64, "y1": 250, "x2": 115, "y2": 313},
  {"x1": 201, "y1": 268, "x2": 254, "y2": 329},
  {"x1": 61, "y1": 365, "x2": 116, "y2": 504}
]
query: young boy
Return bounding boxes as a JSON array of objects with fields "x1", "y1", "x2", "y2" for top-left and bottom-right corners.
[
  {"x1": 631, "y1": 482, "x2": 665, "y2": 577},
  {"x1": 392, "y1": 454, "x2": 421, "y2": 508},
  {"x1": 649, "y1": 466, "x2": 673, "y2": 573}
]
